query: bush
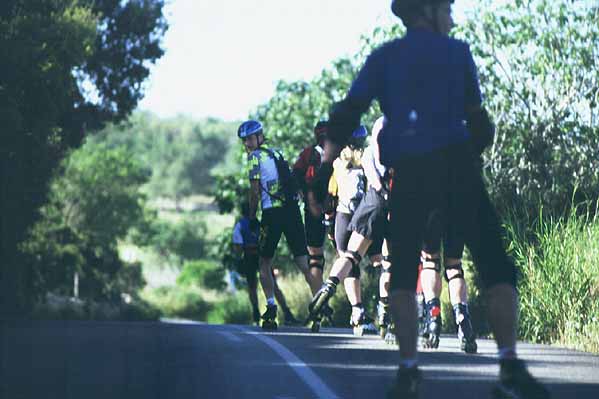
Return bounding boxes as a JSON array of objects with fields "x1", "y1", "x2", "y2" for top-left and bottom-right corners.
[
  {"x1": 142, "y1": 286, "x2": 212, "y2": 321},
  {"x1": 207, "y1": 294, "x2": 253, "y2": 325},
  {"x1": 177, "y1": 259, "x2": 226, "y2": 291},
  {"x1": 505, "y1": 203, "x2": 599, "y2": 353},
  {"x1": 31, "y1": 293, "x2": 160, "y2": 321}
]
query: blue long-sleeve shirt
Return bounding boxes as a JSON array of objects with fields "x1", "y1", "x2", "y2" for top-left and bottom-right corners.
[{"x1": 328, "y1": 28, "x2": 482, "y2": 166}]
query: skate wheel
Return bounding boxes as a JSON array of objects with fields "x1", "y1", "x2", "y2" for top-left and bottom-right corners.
[{"x1": 353, "y1": 326, "x2": 364, "y2": 336}]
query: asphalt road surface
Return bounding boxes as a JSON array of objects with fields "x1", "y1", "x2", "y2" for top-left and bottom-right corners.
[{"x1": 2, "y1": 319, "x2": 598, "y2": 398}]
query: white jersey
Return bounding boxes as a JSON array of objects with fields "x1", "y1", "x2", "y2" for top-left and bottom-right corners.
[
  {"x1": 362, "y1": 145, "x2": 387, "y2": 189},
  {"x1": 332, "y1": 158, "x2": 366, "y2": 214}
]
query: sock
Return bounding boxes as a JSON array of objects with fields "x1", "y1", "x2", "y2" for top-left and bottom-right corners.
[
  {"x1": 266, "y1": 297, "x2": 276, "y2": 306},
  {"x1": 498, "y1": 346, "x2": 517, "y2": 360},
  {"x1": 399, "y1": 359, "x2": 418, "y2": 369}
]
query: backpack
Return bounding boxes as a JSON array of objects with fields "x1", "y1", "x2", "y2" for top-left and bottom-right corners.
[
  {"x1": 259, "y1": 147, "x2": 300, "y2": 204},
  {"x1": 304, "y1": 145, "x2": 323, "y2": 184}
]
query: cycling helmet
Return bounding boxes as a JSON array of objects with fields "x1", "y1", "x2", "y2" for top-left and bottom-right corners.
[
  {"x1": 237, "y1": 120, "x2": 263, "y2": 139},
  {"x1": 347, "y1": 125, "x2": 368, "y2": 148},
  {"x1": 391, "y1": 0, "x2": 454, "y2": 23},
  {"x1": 314, "y1": 120, "x2": 328, "y2": 143}
]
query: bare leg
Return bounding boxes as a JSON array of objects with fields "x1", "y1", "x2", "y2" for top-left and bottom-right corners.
[
  {"x1": 307, "y1": 245, "x2": 324, "y2": 294},
  {"x1": 293, "y1": 254, "x2": 320, "y2": 295},
  {"x1": 420, "y1": 251, "x2": 442, "y2": 301},
  {"x1": 344, "y1": 278, "x2": 361, "y2": 305},
  {"x1": 446, "y1": 257, "x2": 468, "y2": 305},
  {"x1": 273, "y1": 277, "x2": 289, "y2": 311},
  {"x1": 248, "y1": 277, "x2": 259, "y2": 313},
  {"x1": 487, "y1": 283, "x2": 518, "y2": 352},
  {"x1": 390, "y1": 289, "x2": 418, "y2": 359},
  {"x1": 259, "y1": 257, "x2": 275, "y2": 299},
  {"x1": 380, "y1": 241, "x2": 391, "y2": 298}
]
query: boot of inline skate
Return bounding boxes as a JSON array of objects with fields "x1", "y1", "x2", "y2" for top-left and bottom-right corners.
[
  {"x1": 453, "y1": 303, "x2": 477, "y2": 354},
  {"x1": 386, "y1": 367, "x2": 421, "y2": 399},
  {"x1": 307, "y1": 279, "x2": 337, "y2": 321},
  {"x1": 492, "y1": 358, "x2": 551, "y2": 399},
  {"x1": 261, "y1": 304, "x2": 278, "y2": 330},
  {"x1": 350, "y1": 307, "x2": 378, "y2": 336},
  {"x1": 422, "y1": 298, "x2": 441, "y2": 349}
]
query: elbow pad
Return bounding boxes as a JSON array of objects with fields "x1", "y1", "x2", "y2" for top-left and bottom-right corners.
[
  {"x1": 327, "y1": 98, "x2": 362, "y2": 146},
  {"x1": 466, "y1": 107, "x2": 495, "y2": 154}
]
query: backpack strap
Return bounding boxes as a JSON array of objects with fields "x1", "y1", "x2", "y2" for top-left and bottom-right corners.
[{"x1": 256, "y1": 147, "x2": 286, "y2": 202}]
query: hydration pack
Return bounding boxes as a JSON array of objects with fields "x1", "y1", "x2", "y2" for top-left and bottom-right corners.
[{"x1": 260, "y1": 148, "x2": 300, "y2": 203}]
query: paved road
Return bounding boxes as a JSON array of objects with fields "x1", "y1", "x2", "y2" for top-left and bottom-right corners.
[{"x1": 2, "y1": 320, "x2": 598, "y2": 398}]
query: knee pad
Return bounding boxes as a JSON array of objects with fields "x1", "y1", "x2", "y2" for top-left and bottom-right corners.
[
  {"x1": 421, "y1": 256, "x2": 441, "y2": 273},
  {"x1": 444, "y1": 262, "x2": 465, "y2": 283},
  {"x1": 348, "y1": 263, "x2": 361, "y2": 279},
  {"x1": 309, "y1": 254, "x2": 325, "y2": 271},
  {"x1": 343, "y1": 250, "x2": 362, "y2": 269},
  {"x1": 344, "y1": 250, "x2": 362, "y2": 278}
]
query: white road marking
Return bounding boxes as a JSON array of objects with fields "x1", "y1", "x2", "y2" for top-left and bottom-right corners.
[
  {"x1": 234, "y1": 327, "x2": 339, "y2": 399},
  {"x1": 217, "y1": 331, "x2": 243, "y2": 343}
]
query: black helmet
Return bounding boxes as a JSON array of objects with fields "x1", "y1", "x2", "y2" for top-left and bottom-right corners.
[
  {"x1": 313, "y1": 120, "x2": 328, "y2": 142},
  {"x1": 391, "y1": 0, "x2": 454, "y2": 23}
]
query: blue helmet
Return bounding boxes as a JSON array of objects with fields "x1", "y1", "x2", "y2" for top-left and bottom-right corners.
[
  {"x1": 348, "y1": 125, "x2": 368, "y2": 148},
  {"x1": 238, "y1": 120, "x2": 263, "y2": 139},
  {"x1": 352, "y1": 125, "x2": 368, "y2": 138}
]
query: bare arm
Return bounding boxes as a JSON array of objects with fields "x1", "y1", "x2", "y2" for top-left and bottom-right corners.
[{"x1": 249, "y1": 180, "x2": 260, "y2": 220}]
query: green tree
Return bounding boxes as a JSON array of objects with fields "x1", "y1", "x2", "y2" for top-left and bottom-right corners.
[
  {"x1": 0, "y1": 0, "x2": 167, "y2": 315},
  {"x1": 455, "y1": 0, "x2": 599, "y2": 216},
  {"x1": 21, "y1": 142, "x2": 150, "y2": 301},
  {"x1": 92, "y1": 112, "x2": 237, "y2": 202}
]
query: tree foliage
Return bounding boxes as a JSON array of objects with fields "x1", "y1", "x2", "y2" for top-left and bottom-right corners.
[
  {"x1": 456, "y1": 0, "x2": 599, "y2": 215},
  {"x1": 92, "y1": 112, "x2": 238, "y2": 201},
  {"x1": 21, "y1": 143, "x2": 150, "y2": 301},
  {"x1": 0, "y1": 0, "x2": 167, "y2": 314}
]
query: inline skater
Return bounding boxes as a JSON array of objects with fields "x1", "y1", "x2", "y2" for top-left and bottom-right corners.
[
  {"x1": 309, "y1": 116, "x2": 390, "y2": 338},
  {"x1": 324, "y1": 125, "x2": 378, "y2": 335},
  {"x1": 292, "y1": 120, "x2": 332, "y2": 331},
  {"x1": 232, "y1": 201, "x2": 300, "y2": 326},
  {"x1": 419, "y1": 230, "x2": 478, "y2": 353},
  {"x1": 308, "y1": 1, "x2": 551, "y2": 397},
  {"x1": 238, "y1": 120, "x2": 322, "y2": 330}
]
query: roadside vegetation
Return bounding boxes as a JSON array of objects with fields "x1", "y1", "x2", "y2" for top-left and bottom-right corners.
[{"x1": 5, "y1": 0, "x2": 597, "y2": 354}]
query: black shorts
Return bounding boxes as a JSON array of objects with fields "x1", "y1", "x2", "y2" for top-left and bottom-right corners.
[
  {"x1": 422, "y1": 221, "x2": 466, "y2": 259},
  {"x1": 348, "y1": 187, "x2": 388, "y2": 242},
  {"x1": 260, "y1": 203, "x2": 308, "y2": 258},
  {"x1": 387, "y1": 143, "x2": 516, "y2": 291},
  {"x1": 304, "y1": 207, "x2": 325, "y2": 248},
  {"x1": 335, "y1": 209, "x2": 384, "y2": 257},
  {"x1": 334, "y1": 211, "x2": 353, "y2": 253}
]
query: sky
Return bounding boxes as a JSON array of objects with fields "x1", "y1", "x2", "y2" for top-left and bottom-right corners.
[{"x1": 138, "y1": 0, "x2": 472, "y2": 122}]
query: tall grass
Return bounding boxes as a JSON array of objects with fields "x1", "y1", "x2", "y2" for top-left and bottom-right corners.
[{"x1": 504, "y1": 203, "x2": 599, "y2": 353}]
